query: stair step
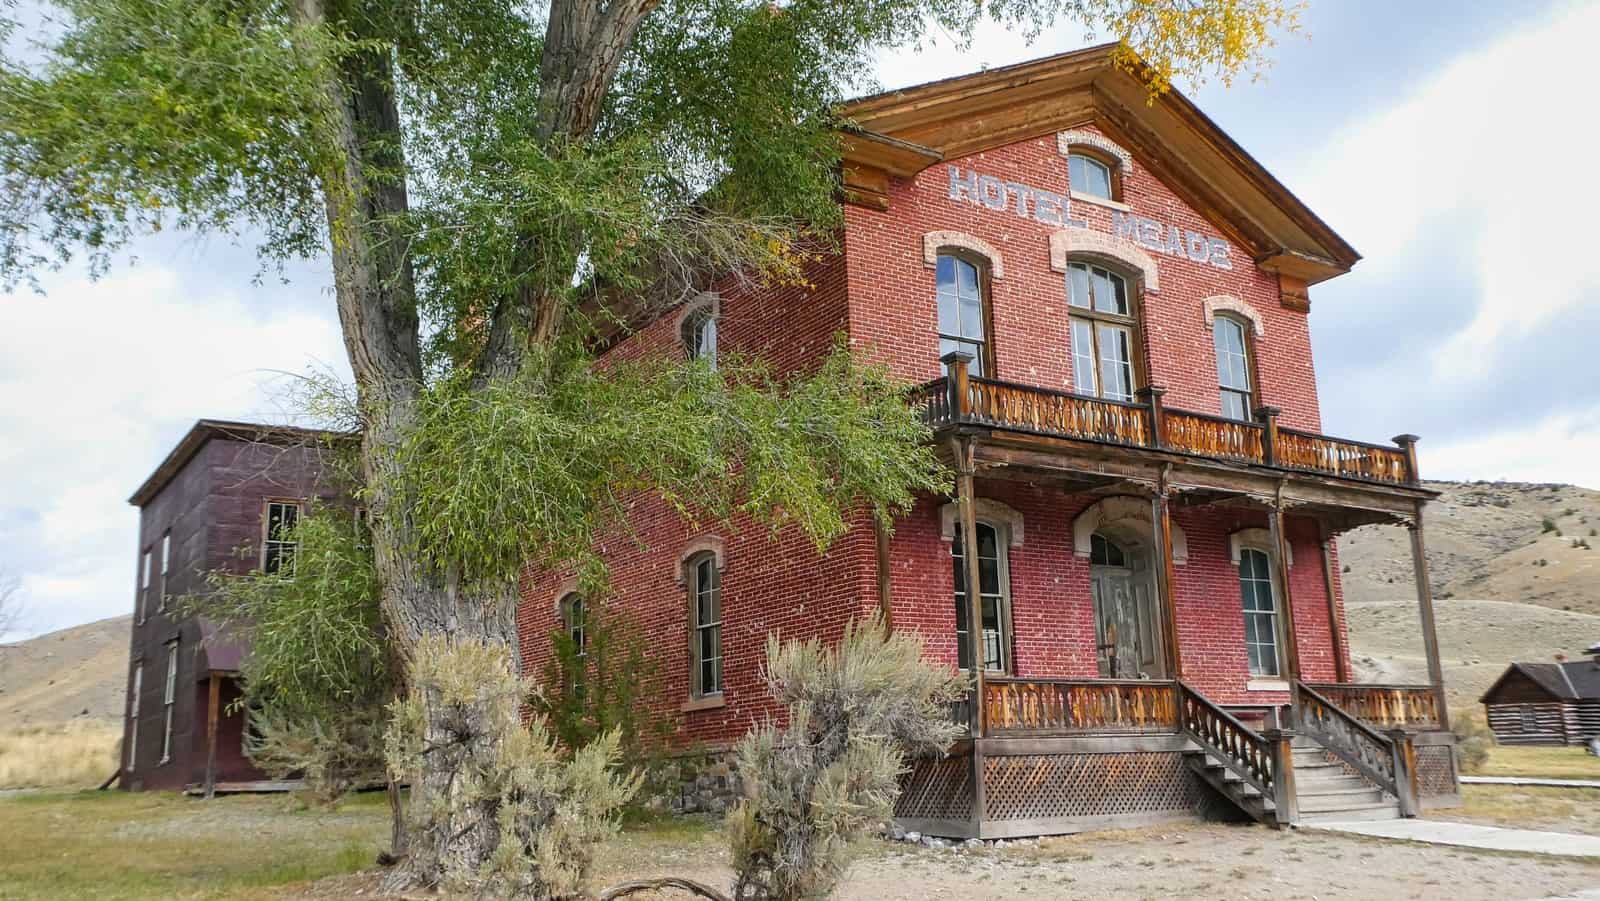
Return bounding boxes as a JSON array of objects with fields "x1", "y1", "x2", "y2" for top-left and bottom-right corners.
[
  {"x1": 1298, "y1": 790, "x2": 1386, "y2": 810},
  {"x1": 1294, "y1": 776, "x2": 1371, "y2": 792},
  {"x1": 1298, "y1": 803, "x2": 1401, "y2": 824}
]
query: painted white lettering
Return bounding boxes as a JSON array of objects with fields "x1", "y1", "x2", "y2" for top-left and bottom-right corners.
[
  {"x1": 1113, "y1": 211, "x2": 1138, "y2": 242},
  {"x1": 1033, "y1": 189, "x2": 1063, "y2": 226},
  {"x1": 947, "y1": 166, "x2": 978, "y2": 204},
  {"x1": 1138, "y1": 218, "x2": 1161, "y2": 249},
  {"x1": 1208, "y1": 238, "x2": 1232, "y2": 270},
  {"x1": 977, "y1": 175, "x2": 1008, "y2": 210},
  {"x1": 1164, "y1": 225, "x2": 1185, "y2": 257},
  {"x1": 1005, "y1": 181, "x2": 1033, "y2": 218},
  {"x1": 1186, "y1": 231, "x2": 1209, "y2": 263}
]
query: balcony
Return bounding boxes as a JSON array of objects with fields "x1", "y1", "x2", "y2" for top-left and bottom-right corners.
[{"x1": 917, "y1": 366, "x2": 1419, "y2": 487}]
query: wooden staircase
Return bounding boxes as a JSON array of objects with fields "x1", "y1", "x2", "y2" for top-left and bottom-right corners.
[
  {"x1": 1186, "y1": 746, "x2": 1277, "y2": 824},
  {"x1": 1289, "y1": 735, "x2": 1401, "y2": 824}
]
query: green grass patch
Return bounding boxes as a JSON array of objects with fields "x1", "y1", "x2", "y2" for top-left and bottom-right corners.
[{"x1": 1480, "y1": 745, "x2": 1600, "y2": 780}]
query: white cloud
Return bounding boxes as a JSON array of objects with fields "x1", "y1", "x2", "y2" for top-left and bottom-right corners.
[
  {"x1": 1291, "y1": 2, "x2": 1600, "y2": 380},
  {"x1": 1423, "y1": 404, "x2": 1600, "y2": 491},
  {"x1": 0, "y1": 260, "x2": 347, "y2": 637}
]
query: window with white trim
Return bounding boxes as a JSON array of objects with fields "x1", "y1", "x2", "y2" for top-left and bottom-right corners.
[
  {"x1": 1066, "y1": 262, "x2": 1138, "y2": 402},
  {"x1": 687, "y1": 552, "x2": 722, "y2": 698},
  {"x1": 158, "y1": 532, "x2": 171, "y2": 612},
  {"x1": 138, "y1": 548, "x2": 152, "y2": 624},
  {"x1": 161, "y1": 641, "x2": 178, "y2": 764},
  {"x1": 952, "y1": 521, "x2": 1010, "y2": 673},
  {"x1": 1237, "y1": 547, "x2": 1280, "y2": 677},
  {"x1": 1068, "y1": 152, "x2": 1116, "y2": 201},
  {"x1": 127, "y1": 662, "x2": 143, "y2": 770},
  {"x1": 1213, "y1": 315, "x2": 1254, "y2": 421},
  {"x1": 682, "y1": 305, "x2": 718, "y2": 369},
  {"x1": 263, "y1": 501, "x2": 301, "y2": 576},
  {"x1": 936, "y1": 253, "x2": 989, "y2": 376}
]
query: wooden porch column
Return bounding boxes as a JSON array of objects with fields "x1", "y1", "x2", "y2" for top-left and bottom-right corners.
[
  {"x1": 873, "y1": 518, "x2": 893, "y2": 630},
  {"x1": 203, "y1": 671, "x2": 221, "y2": 800},
  {"x1": 1408, "y1": 505, "x2": 1450, "y2": 731},
  {"x1": 1318, "y1": 522, "x2": 1350, "y2": 683},
  {"x1": 950, "y1": 432, "x2": 986, "y2": 739},
  {"x1": 1267, "y1": 492, "x2": 1302, "y2": 695},
  {"x1": 1150, "y1": 472, "x2": 1183, "y2": 679}
]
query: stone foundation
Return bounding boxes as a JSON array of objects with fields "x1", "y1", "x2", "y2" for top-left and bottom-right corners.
[{"x1": 646, "y1": 748, "x2": 740, "y2": 815}]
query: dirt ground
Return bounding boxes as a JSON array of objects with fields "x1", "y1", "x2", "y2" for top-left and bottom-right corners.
[{"x1": 301, "y1": 818, "x2": 1600, "y2": 901}]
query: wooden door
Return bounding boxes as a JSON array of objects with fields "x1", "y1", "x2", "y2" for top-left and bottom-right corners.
[{"x1": 1092, "y1": 565, "x2": 1164, "y2": 679}]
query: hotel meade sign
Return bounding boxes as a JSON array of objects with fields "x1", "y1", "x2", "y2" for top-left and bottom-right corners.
[{"x1": 946, "y1": 165, "x2": 1233, "y2": 271}]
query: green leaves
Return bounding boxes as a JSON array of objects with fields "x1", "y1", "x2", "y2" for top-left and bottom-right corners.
[{"x1": 391, "y1": 339, "x2": 948, "y2": 593}]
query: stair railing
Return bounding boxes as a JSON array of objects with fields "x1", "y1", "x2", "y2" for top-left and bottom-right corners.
[
  {"x1": 1295, "y1": 681, "x2": 1419, "y2": 816},
  {"x1": 1177, "y1": 681, "x2": 1287, "y2": 822}
]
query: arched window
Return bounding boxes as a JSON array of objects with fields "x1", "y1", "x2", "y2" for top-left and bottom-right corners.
[
  {"x1": 682, "y1": 304, "x2": 717, "y2": 368},
  {"x1": 1068, "y1": 151, "x2": 1117, "y2": 202},
  {"x1": 560, "y1": 593, "x2": 586, "y2": 660},
  {"x1": 951, "y1": 521, "x2": 1010, "y2": 673},
  {"x1": 1213, "y1": 314, "x2": 1255, "y2": 421},
  {"x1": 936, "y1": 253, "x2": 989, "y2": 376},
  {"x1": 687, "y1": 552, "x2": 722, "y2": 698},
  {"x1": 1066, "y1": 262, "x2": 1139, "y2": 402},
  {"x1": 1237, "y1": 548, "x2": 1280, "y2": 677}
]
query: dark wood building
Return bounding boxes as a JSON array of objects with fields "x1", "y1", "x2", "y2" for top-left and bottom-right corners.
[
  {"x1": 1481, "y1": 658, "x2": 1600, "y2": 746},
  {"x1": 120, "y1": 420, "x2": 347, "y2": 791}
]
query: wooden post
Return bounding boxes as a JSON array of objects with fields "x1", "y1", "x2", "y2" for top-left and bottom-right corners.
[
  {"x1": 1267, "y1": 494, "x2": 1302, "y2": 700},
  {"x1": 203, "y1": 671, "x2": 221, "y2": 800},
  {"x1": 1256, "y1": 406, "x2": 1282, "y2": 466},
  {"x1": 1393, "y1": 433, "x2": 1421, "y2": 485},
  {"x1": 1151, "y1": 472, "x2": 1183, "y2": 679},
  {"x1": 1408, "y1": 505, "x2": 1450, "y2": 731},
  {"x1": 1387, "y1": 727, "x2": 1422, "y2": 817},
  {"x1": 1136, "y1": 385, "x2": 1168, "y2": 449},
  {"x1": 1318, "y1": 522, "x2": 1350, "y2": 683},
  {"x1": 952, "y1": 435, "x2": 986, "y2": 739},
  {"x1": 1263, "y1": 727, "x2": 1298, "y2": 826},
  {"x1": 942, "y1": 351, "x2": 973, "y2": 422}
]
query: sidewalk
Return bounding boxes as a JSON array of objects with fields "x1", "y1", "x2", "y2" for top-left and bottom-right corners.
[
  {"x1": 1461, "y1": 775, "x2": 1600, "y2": 789},
  {"x1": 1306, "y1": 819, "x2": 1600, "y2": 858}
]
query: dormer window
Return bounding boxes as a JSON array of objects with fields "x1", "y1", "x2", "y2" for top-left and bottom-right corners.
[
  {"x1": 682, "y1": 305, "x2": 717, "y2": 369},
  {"x1": 1068, "y1": 152, "x2": 1116, "y2": 202},
  {"x1": 936, "y1": 253, "x2": 990, "y2": 376}
]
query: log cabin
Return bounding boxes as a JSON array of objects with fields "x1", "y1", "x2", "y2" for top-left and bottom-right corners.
[
  {"x1": 519, "y1": 44, "x2": 1462, "y2": 832},
  {"x1": 1482, "y1": 654, "x2": 1600, "y2": 747},
  {"x1": 119, "y1": 421, "x2": 347, "y2": 792}
]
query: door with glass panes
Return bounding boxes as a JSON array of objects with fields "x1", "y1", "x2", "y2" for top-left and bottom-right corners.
[{"x1": 952, "y1": 522, "x2": 1009, "y2": 673}]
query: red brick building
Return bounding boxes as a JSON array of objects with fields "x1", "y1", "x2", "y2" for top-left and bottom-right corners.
[
  {"x1": 519, "y1": 46, "x2": 1461, "y2": 833},
  {"x1": 120, "y1": 421, "x2": 346, "y2": 792}
]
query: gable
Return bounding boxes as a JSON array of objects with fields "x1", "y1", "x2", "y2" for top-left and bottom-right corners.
[
  {"x1": 1481, "y1": 665, "x2": 1567, "y2": 704},
  {"x1": 839, "y1": 44, "x2": 1358, "y2": 287}
]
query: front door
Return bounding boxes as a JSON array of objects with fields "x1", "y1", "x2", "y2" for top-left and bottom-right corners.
[{"x1": 1090, "y1": 534, "x2": 1165, "y2": 679}]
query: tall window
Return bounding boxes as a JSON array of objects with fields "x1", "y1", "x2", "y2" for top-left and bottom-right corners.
[
  {"x1": 682, "y1": 305, "x2": 717, "y2": 368},
  {"x1": 138, "y1": 549, "x2": 152, "y2": 624},
  {"x1": 952, "y1": 522, "x2": 1009, "y2": 672},
  {"x1": 688, "y1": 553, "x2": 722, "y2": 698},
  {"x1": 1213, "y1": 316, "x2": 1254, "y2": 421},
  {"x1": 161, "y1": 641, "x2": 178, "y2": 764},
  {"x1": 561, "y1": 594, "x2": 586, "y2": 660},
  {"x1": 127, "y1": 663, "x2": 143, "y2": 770},
  {"x1": 936, "y1": 253, "x2": 988, "y2": 376},
  {"x1": 263, "y1": 501, "x2": 301, "y2": 576},
  {"x1": 1068, "y1": 152, "x2": 1116, "y2": 202},
  {"x1": 1066, "y1": 262, "x2": 1138, "y2": 402},
  {"x1": 1237, "y1": 547, "x2": 1280, "y2": 677},
  {"x1": 158, "y1": 532, "x2": 171, "y2": 612}
]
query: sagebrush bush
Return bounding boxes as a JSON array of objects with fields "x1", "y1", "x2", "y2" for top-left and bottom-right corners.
[{"x1": 1452, "y1": 709, "x2": 1494, "y2": 774}]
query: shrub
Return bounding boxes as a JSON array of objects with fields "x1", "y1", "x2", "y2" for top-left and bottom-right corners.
[
  {"x1": 727, "y1": 616, "x2": 963, "y2": 901},
  {"x1": 385, "y1": 636, "x2": 640, "y2": 897},
  {"x1": 1542, "y1": 517, "x2": 1557, "y2": 533},
  {"x1": 1452, "y1": 710, "x2": 1494, "y2": 774},
  {"x1": 533, "y1": 605, "x2": 669, "y2": 769},
  {"x1": 245, "y1": 707, "x2": 389, "y2": 805}
]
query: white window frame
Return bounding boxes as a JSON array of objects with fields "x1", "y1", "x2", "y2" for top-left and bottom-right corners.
[
  {"x1": 138, "y1": 548, "x2": 152, "y2": 624},
  {"x1": 952, "y1": 520, "x2": 1013, "y2": 675},
  {"x1": 161, "y1": 641, "x2": 178, "y2": 764},
  {"x1": 681, "y1": 299, "x2": 719, "y2": 369},
  {"x1": 687, "y1": 552, "x2": 723, "y2": 699},
  {"x1": 262, "y1": 500, "x2": 302, "y2": 577},
  {"x1": 158, "y1": 532, "x2": 171, "y2": 612},
  {"x1": 127, "y1": 662, "x2": 143, "y2": 770},
  {"x1": 1237, "y1": 546, "x2": 1281, "y2": 678},
  {"x1": 1213, "y1": 314, "x2": 1254, "y2": 422},
  {"x1": 1068, "y1": 151, "x2": 1116, "y2": 202}
]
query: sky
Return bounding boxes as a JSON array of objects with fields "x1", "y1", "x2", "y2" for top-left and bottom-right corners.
[{"x1": 2, "y1": 1, "x2": 1596, "y2": 639}]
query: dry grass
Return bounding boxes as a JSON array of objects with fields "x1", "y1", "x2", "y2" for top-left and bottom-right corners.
[
  {"x1": 1479, "y1": 745, "x2": 1600, "y2": 781},
  {"x1": 1451, "y1": 784, "x2": 1600, "y2": 835},
  {"x1": 0, "y1": 720, "x2": 122, "y2": 789}
]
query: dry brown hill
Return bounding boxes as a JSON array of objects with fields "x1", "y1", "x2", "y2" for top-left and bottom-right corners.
[
  {"x1": 0, "y1": 614, "x2": 130, "y2": 728},
  {"x1": 1339, "y1": 480, "x2": 1600, "y2": 713}
]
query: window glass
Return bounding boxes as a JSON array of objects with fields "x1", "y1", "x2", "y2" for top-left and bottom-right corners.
[
  {"x1": 1069, "y1": 153, "x2": 1114, "y2": 200},
  {"x1": 1215, "y1": 317, "x2": 1252, "y2": 421},
  {"x1": 952, "y1": 522, "x2": 1007, "y2": 672},
  {"x1": 1070, "y1": 320, "x2": 1097, "y2": 395},
  {"x1": 128, "y1": 663, "x2": 142, "y2": 769},
  {"x1": 936, "y1": 254, "x2": 986, "y2": 376},
  {"x1": 161, "y1": 642, "x2": 178, "y2": 762},
  {"x1": 264, "y1": 502, "x2": 301, "y2": 576},
  {"x1": 690, "y1": 555, "x2": 722, "y2": 696},
  {"x1": 1089, "y1": 533, "x2": 1126, "y2": 567},
  {"x1": 1096, "y1": 324, "x2": 1134, "y2": 402},
  {"x1": 684, "y1": 307, "x2": 717, "y2": 367},
  {"x1": 1238, "y1": 548, "x2": 1279, "y2": 677}
]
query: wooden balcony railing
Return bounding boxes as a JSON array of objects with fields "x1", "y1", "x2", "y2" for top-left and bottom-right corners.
[
  {"x1": 1178, "y1": 681, "x2": 1276, "y2": 800},
  {"x1": 922, "y1": 356, "x2": 1421, "y2": 486},
  {"x1": 983, "y1": 677, "x2": 1179, "y2": 736},
  {"x1": 1300, "y1": 683, "x2": 1441, "y2": 732}
]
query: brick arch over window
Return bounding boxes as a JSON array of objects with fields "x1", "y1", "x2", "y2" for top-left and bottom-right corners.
[
  {"x1": 549, "y1": 576, "x2": 582, "y2": 617},
  {"x1": 1203, "y1": 295, "x2": 1265, "y2": 337},
  {"x1": 673, "y1": 292, "x2": 720, "y2": 335},
  {"x1": 1228, "y1": 527, "x2": 1291, "y2": 567},
  {"x1": 1048, "y1": 230, "x2": 1160, "y2": 293},
  {"x1": 1056, "y1": 130, "x2": 1134, "y2": 176},
  {"x1": 937, "y1": 498, "x2": 1024, "y2": 547},
  {"x1": 1072, "y1": 495, "x2": 1187, "y2": 564},
  {"x1": 674, "y1": 535, "x2": 727, "y2": 584},
  {"x1": 922, "y1": 231, "x2": 1005, "y2": 280}
]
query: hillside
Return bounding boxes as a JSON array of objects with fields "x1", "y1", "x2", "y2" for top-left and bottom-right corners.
[
  {"x1": 0, "y1": 615, "x2": 130, "y2": 728},
  {"x1": 1340, "y1": 480, "x2": 1600, "y2": 712}
]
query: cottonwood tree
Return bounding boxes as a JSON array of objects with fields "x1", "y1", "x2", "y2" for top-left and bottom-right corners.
[{"x1": 0, "y1": 0, "x2": 1300, "y2": 887}]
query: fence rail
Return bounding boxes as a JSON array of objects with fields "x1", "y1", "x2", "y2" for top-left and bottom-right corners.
[
  {"x1": 982, "y1": 677, "x2": 1179, "y2": 736},
  {"x1": 1301, "y1": 683, "x2": 1441, "y2": 731}
]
